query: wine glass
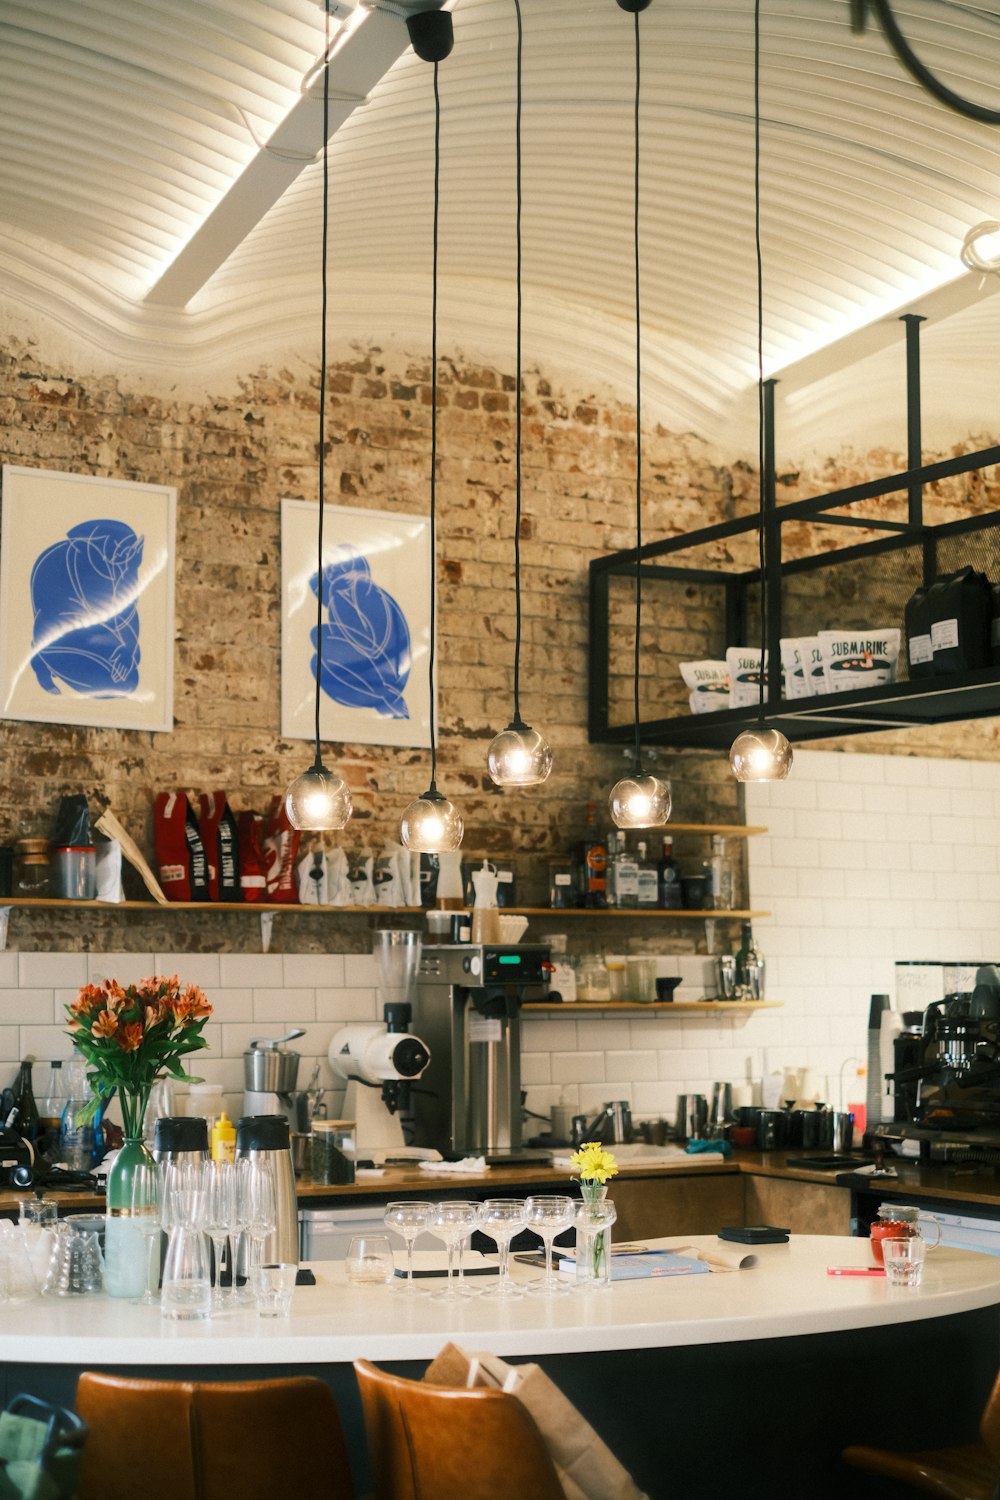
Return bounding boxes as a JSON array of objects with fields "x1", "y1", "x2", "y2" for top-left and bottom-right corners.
[
  {"x1": 204, "y1": 1160, "x2": 235, "y2": 1307},
  {"x1": 128, "y1": 1159, "x2": 162, "y2": 1306},
  {"x1": 245, "y1": 1163, "x2": 277, "y2": 1299},
  {"x1": 524, "y1": 1195, "x2": 575, "y2": 1295},
  {"x1": 479, "y1": 1198, "x2": 528, "y2": 1299},
  {"x1": 231, "y1": 1158, "x2": 255, "y2": 1303},
  {"x1": 428, "y1": 1201, "x2": 480, "y2": 1300},
  {"x1": 383, "y1": 1201, "x2": 434, "y2": 1291}
]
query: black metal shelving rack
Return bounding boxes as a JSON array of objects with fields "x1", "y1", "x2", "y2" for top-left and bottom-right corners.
[{"x1": 589, "y1": 316, "x2": 1000, "y2": 749}]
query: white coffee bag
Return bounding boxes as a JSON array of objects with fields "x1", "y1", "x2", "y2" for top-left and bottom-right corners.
[
  {"x1": 779, "y1": 638, "x2": 811, "y2": 700},
  {"x1": 679, "y1": 659, "x2": 730, "y2": 713},
  {"x1": 725, "y1": 646, "x2": 767, "y2": 709},
  {"x1": 818, "y1": 628, "x2": 901, "y2": 693},
  {"x1": 799, "y1": 635, "x2": 827, "y2": 695}
]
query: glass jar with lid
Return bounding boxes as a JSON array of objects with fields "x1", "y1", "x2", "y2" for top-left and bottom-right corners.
[
  {"x1": 310, "y1": 1120, "x2": 355, "y2": 1185},
  {"x1": 15, "y1": 838, "x2": 50, "y2": 895}
]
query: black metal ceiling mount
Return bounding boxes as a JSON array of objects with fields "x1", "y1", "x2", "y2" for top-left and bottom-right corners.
[
  {"x1": 406, "y1": 7, "x2": 454, "y2": 63},
  {"x1": 850, "y1": 0, "x2": 1000, "y2": 125}
]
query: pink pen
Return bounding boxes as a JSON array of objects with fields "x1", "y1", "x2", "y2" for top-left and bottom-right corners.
[{"x1": 827, "y1": 1266, "x2": 885, "y2": 1276}]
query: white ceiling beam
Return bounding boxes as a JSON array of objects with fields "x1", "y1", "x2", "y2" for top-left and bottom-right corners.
[{"x1": 145, "y1": 4, "x2": 413, "y2": 309}]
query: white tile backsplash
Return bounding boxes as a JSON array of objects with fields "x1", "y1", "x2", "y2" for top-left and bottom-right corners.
[{"x1": 1, "y1": 749, "x2": 995, "y2": 1136}]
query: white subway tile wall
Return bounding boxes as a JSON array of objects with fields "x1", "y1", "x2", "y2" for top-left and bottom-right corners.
[{"x1": 2, "y1": 749, "x2": 996, "y2": 1135}]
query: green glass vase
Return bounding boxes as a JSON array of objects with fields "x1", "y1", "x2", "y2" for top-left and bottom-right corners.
[{"x1": 104, "y1": 1136, "x2": 157, "y2": 1299}]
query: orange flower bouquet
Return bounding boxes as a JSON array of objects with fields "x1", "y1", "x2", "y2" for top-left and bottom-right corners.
[{"x1": 67, "y1": 975, "x2": 213, "y2": 1142}]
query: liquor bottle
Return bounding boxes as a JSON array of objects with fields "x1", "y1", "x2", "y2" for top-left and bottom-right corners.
[
  {"x1": 577, "y1": 802, "x2": 608, "y2": 909},
  {"x1": 635, "y1": 841, "x2": 659, "y2": 908},
  {"x1": 703, "y1": 835, "x2": 734, "y2": 911},
  {"x1": 37, "y1": 1059, "x2": 65, "y2": 1159},
  {"x1": 607, "y1": 830, "x2": 638, "y2": 909},
  {"x1": 657, "y1": 837, "x2": 683, "y2": 910},
  {"x1": 9, "y1": 1058, "x2": 39, "y2": 1144},
  {"x1": 736, "y1": 922, "x2": 765, "y2": 999}
]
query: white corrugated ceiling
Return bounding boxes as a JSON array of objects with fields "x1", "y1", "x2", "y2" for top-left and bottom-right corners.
[{"x1": 2, "y1": 0, "x2": 1000, "y2": 457}]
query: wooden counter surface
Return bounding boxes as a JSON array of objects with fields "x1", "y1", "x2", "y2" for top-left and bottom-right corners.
[{"x1": 4, "y1": 1149, "x2": 1000, "y2": 1215}]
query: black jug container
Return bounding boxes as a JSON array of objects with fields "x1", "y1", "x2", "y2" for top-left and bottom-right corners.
[
  {"x1": 235, "y1": 1114, "x2": 299, "y2": 1267},
  {"x1": 152, "y1": 1115, "x2": 209, "y2": 1166}
]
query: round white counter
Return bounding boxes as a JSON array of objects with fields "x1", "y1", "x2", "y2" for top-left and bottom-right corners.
[{"x1": 2, "y1": 1234, "x2": 999, "y2": 1367}]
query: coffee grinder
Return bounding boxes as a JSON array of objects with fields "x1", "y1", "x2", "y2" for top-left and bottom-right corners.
[
  {"x1": 242, "y1": 1029, "x2": 304, "y2": 1134},
  {"x1": 328, "y1": 931, "x2": 432, "y2": 1161}
]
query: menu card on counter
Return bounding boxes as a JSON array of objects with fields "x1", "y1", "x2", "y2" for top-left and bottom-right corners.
[{"x1": 557, "y1": 1242, "x2": 758, "y2": 1279}]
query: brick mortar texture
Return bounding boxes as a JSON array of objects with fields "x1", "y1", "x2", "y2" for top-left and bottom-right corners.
[{"x1": 0, "y1": 333, "x2": 998, "y2": 950}]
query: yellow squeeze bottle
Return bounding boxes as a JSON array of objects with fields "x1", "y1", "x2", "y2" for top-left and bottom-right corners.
[{"x1": 211, "y1": 1109, "x2": 236, "y2": 1164}]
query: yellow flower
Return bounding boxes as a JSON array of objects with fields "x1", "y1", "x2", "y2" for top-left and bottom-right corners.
[{"x1": 569, "y1": 1141, "x2": 619, "y2": 1183}]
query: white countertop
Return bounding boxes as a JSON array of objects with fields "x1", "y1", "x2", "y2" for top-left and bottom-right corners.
[{"x1": 4, "y1": 1236, "x2": 999, "y2": 1367}]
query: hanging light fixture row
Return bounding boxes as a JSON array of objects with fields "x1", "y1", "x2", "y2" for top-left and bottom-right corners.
[{"x1": 289, "y1": 0, "x2": 790, "y2": 849}]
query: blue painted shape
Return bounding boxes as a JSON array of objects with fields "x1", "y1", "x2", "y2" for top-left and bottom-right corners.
[
  {"x1": 29, "y1": 518, "x2": 144, "y2": 697},
  {"x1": 310, "y1": 550, "x2": 411, "y2": 719}
]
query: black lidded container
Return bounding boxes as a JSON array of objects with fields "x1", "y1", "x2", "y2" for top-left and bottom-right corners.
[
  {"x1": 152, "y1": 1115, "x2": 209, "y2": 1164},
  {"x1": 904, "y1": 584, "x2": 933, "y2": 680}
]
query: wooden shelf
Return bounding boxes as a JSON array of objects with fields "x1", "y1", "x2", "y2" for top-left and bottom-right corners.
[
  {"x1": 653, "y1": 823, "x2": 766, "y2": 837},
  {"x1": 512, "y1": 907, "x2": 769, "y2": 919},
  {"x1": 523, "y1": 1000, "x2": 781, "y2": 1014}
]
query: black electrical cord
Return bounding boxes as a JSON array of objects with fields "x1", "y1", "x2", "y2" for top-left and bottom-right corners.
[
  {"x1": 511, "y1": 0, "x2": 525, "y2": 729},
  {"x1": 311, "y1": 1, "x2": 332, "y2": 767},
  {"x1": 754, "y1": 0, "x2": 766, "y2": 725},
  {"x1": 630, "y1": 3, "x2": 643, "y2": 773},
  {"x1": 853, "y1": 0, "x2": 1000, "y2": 125},
  {"x1": 427, "y1": 57, "x2": 442, "y2": 793}
]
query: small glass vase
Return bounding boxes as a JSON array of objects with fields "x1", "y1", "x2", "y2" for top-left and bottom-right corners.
[
  {"x1": 574, "y1": 1188, "x2": 616, "y2": 1290},
  {"x1": 104, "y1": 1135, "x2": 156, "y2": 1300}
]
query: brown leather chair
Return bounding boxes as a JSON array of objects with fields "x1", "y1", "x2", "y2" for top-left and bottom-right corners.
[
  {"x1": 353, "y1": 1357, "x2": 565, "y2": 1500},
  {"x1": 75, "y1": 1371, "x2": 355, "y2": 1500},
  {"x1": 842, "y1": 1367, "x2": 1000, "y2": 1499}
]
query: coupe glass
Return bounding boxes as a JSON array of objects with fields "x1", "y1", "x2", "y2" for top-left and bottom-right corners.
[
  {"x1": 128, "y1": 1158, "x2": 163, "y2": 1306},
  {"x1": 428, "y1": 1201, "x2": 480, "y2": 1300},
  {"x1": 479, "y1": 1198, "x2": 528, "y2": 1299},
  {"x1": 524, "y1": 1194, "x2": 575, "y2": 1295},
  {"x1": 383, "y1": 1201, "x2": 434, "y2": 1291}
]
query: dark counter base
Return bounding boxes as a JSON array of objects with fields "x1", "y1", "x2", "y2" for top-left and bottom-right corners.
[{"x1": 3, "y1": 1306, "x2": 995, "y2": 1500}]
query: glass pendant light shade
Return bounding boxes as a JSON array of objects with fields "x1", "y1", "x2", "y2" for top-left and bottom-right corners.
[
  {"x1": 487, "y1": 723, "x2": 553, "y2": 788},
  {"x1": 729, "y1": 727, "x2": 794, "y2": 783},
  {"x1": 400, "y1": 787, "x2": 464, "y2": 853},
  {"x1": 609, "y1": 771, "x2": 672, "y2": 830},
  {"x1": 284, "y1": 762, "x2": 352, "y2": 831}
]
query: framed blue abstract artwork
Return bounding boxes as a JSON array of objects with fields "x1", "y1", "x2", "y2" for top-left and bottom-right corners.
[
  {"x1": 281, "y1": 500, "x2": 432, "y2": 749},
  {"x1": 0, "y1": 465, "x2": 176, "y2": 732}
]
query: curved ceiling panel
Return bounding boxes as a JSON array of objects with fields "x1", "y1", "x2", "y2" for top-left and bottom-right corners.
[{"x1": 1, "y1": 0, "x2": 1000, "y2": 457}]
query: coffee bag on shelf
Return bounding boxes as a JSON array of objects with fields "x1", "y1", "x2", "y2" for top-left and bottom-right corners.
[
  {"x1": 153, "y1": 792, "x2": 210, "y2": 902},
  {"x1": 198, "y1": 791, "x2": 240, "y2": 901},
  {"x1": 679, "y1": 659, "x2": 730, "y2": 713},
  {"x1": 726, "y1": 646, "x2": 767, "y2": 709},
  {"x1": 904, "y1": 584, "x2": 934, "y2": 679},
  {"x1": 818, "y1": 628, "x2": 900, "y2": 692},
  {"x1": 927, "y1": 566, "x2": 991, "y2": 672}
]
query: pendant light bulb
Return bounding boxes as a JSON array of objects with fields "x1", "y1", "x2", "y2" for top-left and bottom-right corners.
[
  {"x1": 488, "y1": 723, "x2": 553, "y2": 788},
  {"x1": 729, "y1": 727, "x2": 794, "y2": 784},
  {"x1": 609, "y1": 771, "x2": 672, "y2": 830},
  {"x1": 284, "y1": 762, "x2": 352, "y2": 831},
  {"x1": 400, "y1": 787, "x2": 464, "y2": 853}
]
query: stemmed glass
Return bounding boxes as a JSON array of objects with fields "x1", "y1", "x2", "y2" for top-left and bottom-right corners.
[
  {"x1": 129, "y1": 1158, "x2": 163, "y2": 1306},
  {"x1": 383, "y1": 1201, "x2": 434, "y2": 1292},
  {"x1": 231, "y1": 1159, "x2": 254, "y2": 1303},
  {"x1": 245, "y1": 1162, "x2": 277, "y2": 1300},
  {"x1": 204, "y1": 1160, "x2": 235, "y2": 1308},
  {"x1": 479, "y1": 1198, "x2": 528, "y2": 1299},
  {"x1": 524, "y1": 1195, "x2": 575, "y2": 1295},
  {"x1": 428, "y1": 1201, "x2": 480, "y2": 1300}
]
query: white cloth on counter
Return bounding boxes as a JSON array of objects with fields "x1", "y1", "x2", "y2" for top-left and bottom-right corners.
[{"x1": 419, "y1": 1156, "x2": 488, "y2": 1174}]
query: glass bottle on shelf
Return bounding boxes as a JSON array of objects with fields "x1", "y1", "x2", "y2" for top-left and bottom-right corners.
[
  {"x1": 736, "y1": 922, "x2": 765, "y2": 999},
  {"x1": 704, "y1": 834, "x2": 734, "y2": 911},
  {"x1": 607, "y1": 831, "x2": 638, "y2": 909},
  {"x1": 657, "y1": 837, "x2": 683, "y2": 910},
  {"x1": 576, "y1": 802, "x2": 608, "y2": 909},
  {"x1": 635, "y1": 842, "x2": 659, "y2": 907},
  {"x1": 37, "y1": 1059, "x2": 65, "y2": 1159},
  {"x1": 9, "y1": 1059, "x2": 39, "y2": 1144}
]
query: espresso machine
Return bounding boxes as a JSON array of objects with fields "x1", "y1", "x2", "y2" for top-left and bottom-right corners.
[
  {"x1": 884, "y1": 964, "x2": 1000, "y2": 1160},
  {"x1": 412, "y1": 943, "x2": 551, "y2": 1162}
]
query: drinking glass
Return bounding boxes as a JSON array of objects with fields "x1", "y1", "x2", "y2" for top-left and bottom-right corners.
[
  {"x1": 383, "y1": 1201, "x2": 434, "y2": 1291},
  {"x1": 204, "y1": 1160, "x2": 235, "y2": 1307},
  {"x1": 245, "y1": 1163, "x2": 277, "y2": 1299},
  {"x1": 161, "y1": 1223, "x2": 211, "y2": 1321},
  {"x1": 882, "y1": 1235, "x2": 926, "y2": 1289},
  {"x1": 129, "y1": 1158, "x2": 163, "y2": 1306},
  {"x1": 524, "y1": 1195, "x2": 575, "y2": 1295},
  {"x1": 345, "y1": 1235, "x2": 396, "y2": 1286},
  {"x1": 255, "y1": 1262, "x2": 297, "y2": 1318},
  {"x1": 479, "y1": 1198, "x2": 528, "y2": 1299},
  {"x1": 428, "y1": 1201, "x2": 481, "y2": 1300}
]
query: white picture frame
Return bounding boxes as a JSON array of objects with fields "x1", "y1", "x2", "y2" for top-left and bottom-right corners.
[
  {"x1": 0, "y1": 465, "x2": 176, "y2": 733},
  {"x1": 281, "y1": 499, "x2": 432, "y2": 749}
]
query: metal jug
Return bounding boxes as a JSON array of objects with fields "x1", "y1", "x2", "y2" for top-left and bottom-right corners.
[{"x1": 235, "y1": 1114, "x2": 299, "y2": 1268}]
